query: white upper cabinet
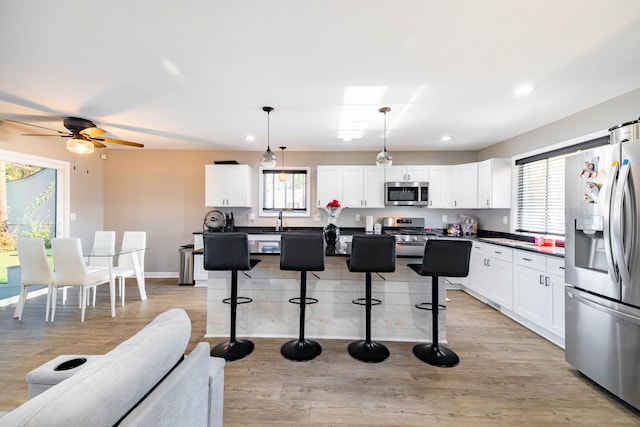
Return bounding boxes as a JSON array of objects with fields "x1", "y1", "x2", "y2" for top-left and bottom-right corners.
[
  {"x1": 205, "y1": 164, "x2": 252, "y2": 207},
  {"x1": 477, "y1": 158, "x2": 512, "y2": 208},
  {"x1": 385, "y1": 165, "x2": 429, "y2": 182},
  {"x1": 360, "y1": 166, "x2": 386, "y2": 208},
  {"x1": 427, "y1": 165, "x2": 450, "y2": 208},
  {"x1": 316, "y1": 166, "x2": 343, "y2": 208},
  {"x1": 450, "y1": 162, "x2": 478, "y2": 209},
  {"x1": 319, "y1": 166, "x2": 385, "y2": 209}
]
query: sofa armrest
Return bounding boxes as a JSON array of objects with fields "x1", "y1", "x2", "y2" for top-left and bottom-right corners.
[{"x1": 208, "y1": 356, "x2": 226, "y2": 427}]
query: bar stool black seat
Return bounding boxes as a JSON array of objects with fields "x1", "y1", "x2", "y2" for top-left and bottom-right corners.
[
  {"x1": 346, "y1": 234, "x2": 396, "y2": 363},
  {"x1": 407, "y1": 239, "x2": 472, "y2": 368},
  {"x1": 203, "y1": 232, "x2": 260, "y2": 361},
  {"x1": 279, "y1": 233, "x2": 325, "y2": 361}
]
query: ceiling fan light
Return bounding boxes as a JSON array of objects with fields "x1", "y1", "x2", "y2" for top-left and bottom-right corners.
[{"x1": 66, "y1": 137, "x2": 94, "y2": 154}]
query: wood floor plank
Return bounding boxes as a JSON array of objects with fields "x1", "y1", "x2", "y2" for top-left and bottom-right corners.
[{"x1": 0, "y1": 279, "x2": 638, "y2": 425}]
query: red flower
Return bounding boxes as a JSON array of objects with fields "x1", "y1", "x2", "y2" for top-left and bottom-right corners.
[{"x1": 326, "y1": 199, "x2": 341, "y2": 209}]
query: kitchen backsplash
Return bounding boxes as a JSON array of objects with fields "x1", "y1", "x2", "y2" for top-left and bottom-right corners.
[{"x1": 215, "y1": 207, "x2": 512, "y2": 233}]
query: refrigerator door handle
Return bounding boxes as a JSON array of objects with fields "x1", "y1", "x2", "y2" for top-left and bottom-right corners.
[
  {"x1": 603, "y1": 161, "x2": 619, "y2": 283},
  {"x1": 612, "y1": 162, "x2": 632, "y2": 285}
]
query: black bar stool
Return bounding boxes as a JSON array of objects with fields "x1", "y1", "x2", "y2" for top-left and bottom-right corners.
[
  {"x1": 203, "y1": 232, "x2": 260, "y2": 361},
  {"x1": 407, "y1": 239, "x2": 472, "y2": 368},
  {"x1": 279, "y1": 233, "x2": 325, "y2": 361},
  {"x1": 346, "y1": 234, "x2": 396, "y2": 363}
]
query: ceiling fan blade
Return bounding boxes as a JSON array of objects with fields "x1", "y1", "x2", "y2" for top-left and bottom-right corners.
[
  {"x1": 89, "y1": 139, "x2": 107, "y2": 148},
  {"x1": 5, "y1": 119, "x2": 70, "y2": 135},
  {"x1": 20, "y1": 133, "x2": 71, "y2": 137},
  {"x1": 80, "y1": 126, "x2": 106, "y2": 138},
  {"x1": 93, "y1": 137, "x2": 144, "y2": 148}
]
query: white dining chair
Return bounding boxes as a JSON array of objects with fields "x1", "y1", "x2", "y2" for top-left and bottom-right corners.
[
  {"x1": 14, "y1": 238, "x2": 54, "y2": 321},
  {"x1": 50, "y1": 238, "x2": 111, "y2": 322},
  {"x1": 114, "y1": 231, "x2": 147, "y2": 306},
  {"x1": 88, "y1": 231, "x2": 116, "y2": 306}
]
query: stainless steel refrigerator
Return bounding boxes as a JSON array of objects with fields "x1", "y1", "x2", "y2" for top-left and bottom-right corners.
[{"x1": 564, "y1": 119, "x2": 640, "y2": 411}]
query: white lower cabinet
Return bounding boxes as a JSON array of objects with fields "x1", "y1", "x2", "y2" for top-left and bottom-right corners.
[
  {"x1": 466, "y1": 242, "x2": 565, "y2": 347},
  {"x1": 512, "y1": 250, "x2": 565, "y2": 342},
  {"x1": 468, "y1": 242, "x2": 513, "y2": 310}
]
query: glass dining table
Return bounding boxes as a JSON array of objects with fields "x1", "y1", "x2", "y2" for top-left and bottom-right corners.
[{"x1": 86, "y1": 246, "x2": 148, "y2": 317}]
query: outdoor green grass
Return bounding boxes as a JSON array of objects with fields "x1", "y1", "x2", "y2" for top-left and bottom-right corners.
[
  {"x1": 0, "y1": 252, "x2": 20, "y2": 284},
  {"x1": 0, "y1": 252, "x2": 54, "y2": 284}
]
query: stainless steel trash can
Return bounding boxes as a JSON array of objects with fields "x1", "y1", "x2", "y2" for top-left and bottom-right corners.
[{"x1": 178, "y1": 244, "x2": 195, "y2": 285}]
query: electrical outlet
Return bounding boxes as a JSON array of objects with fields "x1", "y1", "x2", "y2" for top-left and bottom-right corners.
[
  {"x1": 248, "y1": 212, "x2": 256, "y2": 222},
  {"x1": 503, "y1": 215, "x2": 508, "y2": 225},
  {"x1": 355, "y1": 214, "x2": 361, "y2": 222},
  {"x1": 442, "y1": 215, "x2": 447, "y2": 223}
]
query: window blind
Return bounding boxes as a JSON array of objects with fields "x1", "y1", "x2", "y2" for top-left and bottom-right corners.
[
  {"x1": 261, "y1": 169, "x2": 308, "y2": 212},
  {"x1": 516, "y1": 157, "x2": 566, "y2": 236}
]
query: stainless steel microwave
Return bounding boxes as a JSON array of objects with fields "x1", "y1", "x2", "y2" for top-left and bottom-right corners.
[{"x1": 384, "y1": 182, "x2": 429, "y2": 206}]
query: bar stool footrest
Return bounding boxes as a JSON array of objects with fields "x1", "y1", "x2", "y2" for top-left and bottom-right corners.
[
  {"x1": 352, "y1": 297, "x2": 381, "y2": 306},
  {"x1": 222, "y1": 296, "x2": 253, "y2": 305},
  {"x1": 415, "y1": 302, "x2": 446, "y2": 311},
  {"x1": 288, "y1": 297, "x2": 319, "y2": 305}
]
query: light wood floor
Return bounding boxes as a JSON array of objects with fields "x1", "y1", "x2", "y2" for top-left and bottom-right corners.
[{"x1": 1, "y1": 279, "x2": 638, "y2": 426}]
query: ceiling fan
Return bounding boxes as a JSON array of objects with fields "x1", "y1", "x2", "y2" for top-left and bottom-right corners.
[{"x1": 6, "y1": 117, "x2": 144, "y2": 154}]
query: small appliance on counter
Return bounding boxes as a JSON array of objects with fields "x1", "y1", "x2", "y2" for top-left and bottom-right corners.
[{"x1": 203, "y1": 210, "x2": 226, "y2": 232}]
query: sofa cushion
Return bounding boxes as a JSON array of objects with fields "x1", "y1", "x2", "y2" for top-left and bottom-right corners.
[
  {"x1": 0, "y1": 308, "x2": 191, "y2": 427},
  {"x1": 119, "y1": 342, "x2": 210, "y2": 426}
]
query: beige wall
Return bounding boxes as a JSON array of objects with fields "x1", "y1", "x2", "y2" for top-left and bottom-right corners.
[{"x1": 103, "y1": 150, "x2": 478, "y2": 274}]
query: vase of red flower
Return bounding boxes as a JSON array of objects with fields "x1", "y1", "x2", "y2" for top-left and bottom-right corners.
[{"x1": 323, "y1": 199, "x2": 341, "y2": 246}]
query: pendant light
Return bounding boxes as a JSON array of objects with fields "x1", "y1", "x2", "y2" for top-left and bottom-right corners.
[
  {"x1": 278, "y1": 146, "x2": 288, "y2": 182},
  {"x1": 376, "y1": 106, "x2": 393, "y2": 167},
  {"x1": 260, "y1": 106, "x2": 277, "y2": 168}
]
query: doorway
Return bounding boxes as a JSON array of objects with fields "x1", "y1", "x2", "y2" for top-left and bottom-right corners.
[{"x1": 0, "y1": 150, "x2": 69, "y2": 304}]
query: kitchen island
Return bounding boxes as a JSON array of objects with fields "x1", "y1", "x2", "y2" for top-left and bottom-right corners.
[{"x1": 203, "y1": 236, "x2": 449, "y2": 343}]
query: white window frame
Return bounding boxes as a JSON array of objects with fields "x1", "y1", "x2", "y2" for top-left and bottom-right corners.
[
  {"x1": 259, "y1": 166, "x2": 311, "y2": 218},
  {"x1": 0, "y1": 149, "x2": 70, "y2": 238}
]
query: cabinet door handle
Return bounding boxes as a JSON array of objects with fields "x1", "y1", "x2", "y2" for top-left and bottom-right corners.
[
  {"x1": 545, "y1": 276, "x2": 550, "y2": 286},
  {"x1": 486, "y1": 259, "x2": 490, "y2": 267},
  {"x1": 523, "y1": 257, "x2": 532, "y2": 262},
  {"x1": 539, "y1": 275, "x2": 544, "y2": 285},
  {"x1": 494, "y1": 251, "x2": 502, "y2": 255},
  {"x1": 486, "y1": 199, "x2": 490, "y2": 207}
]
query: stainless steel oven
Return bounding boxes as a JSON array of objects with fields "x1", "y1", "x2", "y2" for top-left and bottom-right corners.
[{"x1": 385, "y1": 182, "x2": 429, "y2": 206}]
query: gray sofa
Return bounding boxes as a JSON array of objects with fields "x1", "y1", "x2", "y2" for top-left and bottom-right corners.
[{"x1": 0, "y1": 308, "x2": 225, "y2": 427}]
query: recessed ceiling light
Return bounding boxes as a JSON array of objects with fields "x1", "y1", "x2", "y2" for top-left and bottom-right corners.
[
  {"x1": 245, "y1": 135, "x2": 255, "y2": 142},
  {"x1": 515, "y1": 85, "x2": 536, "y2": 96},
  {"x1": 441, "y1": 135, "x2": 452, "y2": 141}
]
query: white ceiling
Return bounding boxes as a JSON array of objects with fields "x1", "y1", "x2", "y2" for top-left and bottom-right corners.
[{"x1": 1, "y1": 0, "x2": 640, "y2": 152}]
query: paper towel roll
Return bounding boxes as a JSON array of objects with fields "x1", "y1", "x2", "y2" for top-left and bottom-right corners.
[{"x1": 365, "y1": 216, "x2": 374, "y2": 232}]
